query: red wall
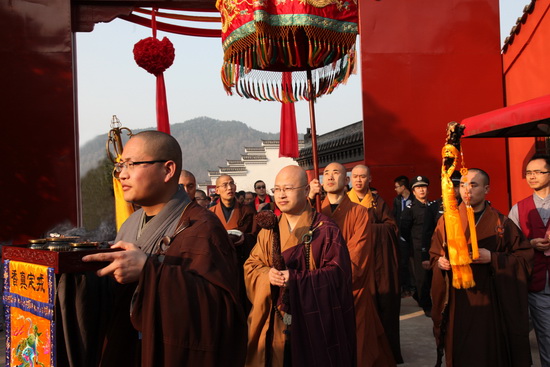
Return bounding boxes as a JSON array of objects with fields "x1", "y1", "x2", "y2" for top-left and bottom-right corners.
[
  {"x1": 503, "y1": 0, "x2": 550, "y2": 205},
  {"x1": 357, "y1": 0, "x2": 509, "y2": 211},
  {"x1": 0, "y1": 0, "x2": 79, "y2": 243}
]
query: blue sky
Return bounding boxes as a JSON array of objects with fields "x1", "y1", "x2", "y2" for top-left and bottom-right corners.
[{"x1": 76, "y1": 0, "x2": 530, "y2": 145}]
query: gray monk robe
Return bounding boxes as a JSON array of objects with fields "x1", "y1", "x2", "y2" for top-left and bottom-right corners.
[{"x1": 101, "y1": 188, "x2": 247, "y2": 367}]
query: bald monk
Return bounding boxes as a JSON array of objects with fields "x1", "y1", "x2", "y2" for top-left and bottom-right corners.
[
  {"x1": 310, "y1": 162, "x2": 396, "y2": 367},
  {"x1": 211, "y1": 174, "x2": 259, "y2": 311},
  {"x1": 84, "y1": 131, "x2": 246, "y2": 367},
  {"x1": 245, "y1": 165, "x2": 356, "y2": 367},
  {"x1": 347, "y1": 164, "x2": 402, "y2": 363},
  {"x1": 179, "y1": 169, "x2": 197, "y2": 200}
]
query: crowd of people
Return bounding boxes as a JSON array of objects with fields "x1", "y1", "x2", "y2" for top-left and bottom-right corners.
[{"x1": 82, "y1": 130, "x2": 548, "y2": 367}]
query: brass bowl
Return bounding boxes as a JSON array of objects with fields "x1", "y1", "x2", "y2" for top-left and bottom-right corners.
[
  {"x1": 46, "y1": 236, "x2": 80, "y2": 242},
  {"x1": 70, "y1": 242, "x2": 100, "y2": 251}
]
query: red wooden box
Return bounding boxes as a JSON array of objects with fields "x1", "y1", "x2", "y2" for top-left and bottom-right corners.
[{"x1": 2, "y1": 245, "x2": 120, "y2": 274}]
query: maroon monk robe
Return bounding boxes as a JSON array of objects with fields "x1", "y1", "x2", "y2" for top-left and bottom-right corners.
[
  {"x1": 245, "y1": 207, "x2": 356, "y2": 367},
  {"x1": 430, "y1": 202, "x2": 533, "y2": 367},
  {"x1": 131, "y1": 202, "x2": 248, "y2": 367}
]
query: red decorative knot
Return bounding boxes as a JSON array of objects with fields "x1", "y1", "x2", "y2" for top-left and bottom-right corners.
[
  {"x1": 133, "y1": 37, "x2": 175, "y2": 76},
  {"x1": 256, "y1": 211, "x2": 277, "y2": 230}
]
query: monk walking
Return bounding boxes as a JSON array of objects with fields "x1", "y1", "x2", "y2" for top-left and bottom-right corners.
[{"x1": 245, "y1": 165, "x2": 356, "y2": 367}]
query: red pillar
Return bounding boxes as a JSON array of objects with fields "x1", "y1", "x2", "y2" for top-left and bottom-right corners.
[
  {"x1": 0, "y1": 0, "x2": 79, "y2": 242},
  {"x1": 358, "y1": 0, "x2": 509, "y2": 211}
]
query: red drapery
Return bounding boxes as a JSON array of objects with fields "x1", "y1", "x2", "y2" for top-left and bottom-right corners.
[{"x1": 279, "y1": 72, "x2": 299, "y2": 157}]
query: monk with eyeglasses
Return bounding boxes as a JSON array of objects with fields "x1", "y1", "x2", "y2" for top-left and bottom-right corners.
[{"x1": 84, "y1": 130, "x2": 246, "y2": 367}]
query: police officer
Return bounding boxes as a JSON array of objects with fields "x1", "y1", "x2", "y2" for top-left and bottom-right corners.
[{"x1": 399, "y1": 175, "x2": 436, "y2": 317}]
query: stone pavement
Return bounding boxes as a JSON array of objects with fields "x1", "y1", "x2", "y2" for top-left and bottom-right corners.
[
  {"x1": 398, "y1": 295, "x2": 542, "y2": 367},
  {"x1": 0, "y1": 296, "x2": 543, "y2": 366}
]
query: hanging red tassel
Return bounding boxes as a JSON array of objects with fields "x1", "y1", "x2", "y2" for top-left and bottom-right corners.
[
  {"x1": 156, "y1": 74, "x2": 170, "y2": 133},
  {"x1": 132, "y1": 8, "x2": 174, "y2": 133},
  {"x1": 279, "y1": 72, "x2": 299, "y2": 158}
]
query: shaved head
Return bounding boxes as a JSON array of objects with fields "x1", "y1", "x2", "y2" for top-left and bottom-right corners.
[
  {"x1": 216, "y1": 174, "x2": 233, "y2": 186},
  {"x1": 179, "y1": 170, "x2": 197, "y2": 198},
  {"x1": 132, "y1": 131, "x2": 182, "y2": 174},
  {"x1": 278, "y1": 165, "x2": 308, "y2": 186},
  {"x1": 323, "y1": 162, "x2": 349, "y2": 195},
  {"x1": 328, "y1": 162, "x2": 347, "y2": 174},
  {"x1": 351, "y1": 164, "x2": 372, "y2": 194},
  {"x1": 274, "y1": 165, "x2": 310, "y2": 215},
  {"x1": 352, "y1": 164, "x2": 370, "y2": 175},
  {"x1": 180, "y1": 170, "x2": 195, "y2": 179}
]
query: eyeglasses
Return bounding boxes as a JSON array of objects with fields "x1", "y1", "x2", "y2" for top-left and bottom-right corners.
[
  {"x1": 113, "y1": 160, "x2": 168, "y2": 178},
  {"x1": 271, "y1": 185, "x2": 308, "y2": 194},
  {"x1": 255, "y1": 185, "x2": 266, "y2": 190},
  {"x1": 216, "y1": 181, "x2": 236, "y2": 189},
  {"x1": 195, "y1": 197, "x2": 208, "y2": 201},
  {"x1": 525, "y1": 170, "x2": 550, "y2": 177}
]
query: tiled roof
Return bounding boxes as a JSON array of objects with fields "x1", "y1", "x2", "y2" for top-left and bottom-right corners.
[{"x1": 502, "y1": 1, "x2": 536, "y2": 53}]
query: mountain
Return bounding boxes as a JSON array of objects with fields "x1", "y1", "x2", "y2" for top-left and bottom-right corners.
[{"x1": 80, "y1": 117, "x2": 289, "y2": 183}]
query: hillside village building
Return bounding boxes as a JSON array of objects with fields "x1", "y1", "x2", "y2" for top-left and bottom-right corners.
[{"x1": 203, "y1": 140, "x2": 304, "y2": 193}]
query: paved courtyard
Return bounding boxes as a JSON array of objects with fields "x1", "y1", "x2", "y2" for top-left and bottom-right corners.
[{"x1": 0, "y1": 296, "x2": 542, "y2": 366}]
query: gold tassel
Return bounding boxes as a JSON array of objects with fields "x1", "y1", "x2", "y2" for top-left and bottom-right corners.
[{"x1": 441, "y1": 144, "x2": 475, "y2": 289}]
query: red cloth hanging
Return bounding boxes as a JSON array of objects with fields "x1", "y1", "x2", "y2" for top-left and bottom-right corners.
[
  {"x1": 279, "y1": 72, "x2": 299, "y2": 158},
  {"x1": 132, "y1": 8, "x2": 173, "y2": 134},
  {"x1": 156, "y1": 74, "x2": 170, "y2": 133}
]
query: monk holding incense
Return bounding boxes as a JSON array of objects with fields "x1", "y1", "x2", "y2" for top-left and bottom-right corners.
[{"x1": 84, "y1": 131, "x2": 247, "y2": 367}]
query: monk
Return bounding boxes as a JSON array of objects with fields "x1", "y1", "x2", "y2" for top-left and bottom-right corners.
[
  {"x1": 179, "y1": 169, "x2": 197, "y2": 199},
  {"x1": 347, "y1": 164, "x2": 402, "y2": 363},
  {"x1": 310, "y1": 162, "x2": 396, "y2": 367},
  {"x1": 84, "y1": 131, "x2": 247, "y2": 367},
  {"x1": 430, "y1": 168, "x2": 533, "y2": 367},
  {"x1": 211, "y1": 174, "x2": 259, "y2": 311},
  {"x1": 245, "y1": 165, "x2": 356, "y2": 367}
]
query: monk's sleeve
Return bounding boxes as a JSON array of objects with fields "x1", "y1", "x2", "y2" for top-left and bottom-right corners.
[
  {"x1": 287, "y1": 228, "x2": 356, "y2": 367},
  {"x1": 429, "y1": 216, "x2": 447, "y2": 268},
  {"x1": 490, "y1": 218, "x2": 534, "y2": 367},
  {"x1": 346, "y1": 208, "x2": 370, "y2": 286},
  {"x1": 370, "y1": 201, "x2": 399, "y2": 240},
  {"x1": 429, "y1": 217, "x2": 448, "y2": 349},
  {"x1": 130, "y1": 230, "x2": 247, "y2": 367},
  {"x1": 243, "y1": 229, "x2": 274, "y2": 367},
  {"x1": 490, "y1": 218, "x2": 533, "y2": 280}
]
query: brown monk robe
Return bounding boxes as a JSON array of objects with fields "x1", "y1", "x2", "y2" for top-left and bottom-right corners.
[
  {"x1": 210, "y1": 175, "x2": 259, "y2": 260},
  {"x1": 321, "y1": 195, "x2": 396, "y2": 367},
  {"x1": 131, "y1": 202, "x2": 248, "y2": 367},
  {"x1": 316, "y1": 162, "x2": 395, "y2": 366},
  {"x1": 348, "y1": 165, "x2": 402, "y2": 363},
  {"x1": 211, "y1": 174, "x2": 259, "y2": 313},
  {"x1": 83, "y1": 131, "x2": 247, "y2": 367},
  {"x1": 431, "y1": 174, "x2": 533, "y2": 367},
  {"x1": 210, "y1": 197, "x2": 258, "y2": 260}
]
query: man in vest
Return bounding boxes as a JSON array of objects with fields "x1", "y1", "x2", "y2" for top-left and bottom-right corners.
[{"x1": 509, "y1": 154, "x2": 550, "y2": 367}]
